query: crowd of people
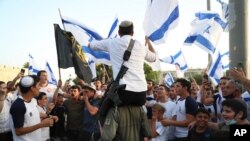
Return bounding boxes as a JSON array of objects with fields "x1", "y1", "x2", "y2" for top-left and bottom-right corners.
[{"x1": 1, "y1": 20, "x2": 250, "y2": 141}]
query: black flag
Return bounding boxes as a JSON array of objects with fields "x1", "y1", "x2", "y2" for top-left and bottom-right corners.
[{"x1": 54, "y1": 24, "x2": 92, "y2": 83}]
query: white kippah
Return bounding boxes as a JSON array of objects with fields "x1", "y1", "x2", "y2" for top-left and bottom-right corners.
[
  {"x1": 119, "y1": 20, "x2": 133, "y2": 27},
  {"x1": 20, "y1": 76, "x2": 34, "y2": 87}
]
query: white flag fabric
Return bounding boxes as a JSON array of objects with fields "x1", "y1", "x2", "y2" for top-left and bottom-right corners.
[
  {"x1": 208, "y1": 49, "x2": 224, "y2": 85},
  {"x1": 160, "y1": 49, "x2": 188, "y2": 71},
  {"x1": 61, "y1": 16, "x2": 117, "y2": 78},
  {"x1": 28, "y1": 54, "x2": 40, "y2": 75},
  {"x1": 143, "y1": 0, "x2": 179, "y2": 44},
  {"x1": 164, "y1": 72, "x2": 174, "y2": 88},
  {"x1": 82, "y1": 46, "x2": 111, "y2": 65},
  {"x1": 216, "y1": 0, "x2": 235, "y2": 31},
  {"x1": 45, "y1": 61, "x2": 57, "y2": 85},
  {"x1": 184, "y1": 12, "x2": 227, "y2": 55},
  {"x1": 62, "y1": 16, "x2": 103, "y2": 45}
]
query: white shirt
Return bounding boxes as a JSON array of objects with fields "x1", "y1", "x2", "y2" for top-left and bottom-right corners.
[
  {"x1": 90, "y1": 35, "x2": 156, "y2": 92},
  {"x1": 37, "y1": 105, "x2": 50, "y2": 141},
  {"x1": 0, "y1": 95, "x2": 12, "y2": 133},
  {"x1": 39, "y1": 83, "x2": 57, "y2": 103},
  {"x1": 152, "y1": 121, "x2": 168, "y2": 141},
  {"x1": 10, "y1": 97, "x2": 42, "y2": 141},
  {"x1": 158, "y1": 100, "x2": 176, "y2": 140}
]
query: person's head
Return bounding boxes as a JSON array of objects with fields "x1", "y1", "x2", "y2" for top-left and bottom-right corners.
[
  {"x1": 19, "y1": 75, "x2": 40, "y2": 97},
  {"x1": 70, "y1": 85, "x2": 81, "y2": 100},
  {"x1": 175, "y1": 78, "x2": 191, "y2": 96},
  {"x1": 36, "y1": 92, "x2": 48, "y2": 107},
  {"x1": 82, "y1": 83, "x2": 96, "y2": 99},
  {"x1": 37, "y1": 70, "x2": 48, "y2": 83},
  {"x1": 222, "y1": 99, "x2": 247, "y2": 125},
  {"x1": 153, "y1": 85, "x2": 159, "y2": 100},
  {"x1": 94, "y1": 79, "x2": 102, "y2": 90},
  {"x1": 56, "y1": 93, "x2": 64, "y2": 106},
  {"x1": 152, "y1": 103, "x2": 165, "y2": 120},
  {"x1": 219, "y1": 76, "x2": 230, "y2": 92},
  {"x1": 190, "y1": 79, "x2": 199, "y2": 95},
  {"x1": 169, "y1": 84, "x2": 177, "y2": 100},
  {"x1": 0, "y1": 81, "x2": 7, "y2": 95},
  {"x1": 222, "y1": 79, "x2": 243, "y2": 99},
  {"x1": 157, "y1": 84, "x2": 169, "y2": 101},
  {"x1": 147, "y1": 79, "x2": 155, "y2": 91},
  {"x1": 7, "y1": 81, "x2": 16, "y2": 91},
  {"x1": 118, "y1": 20, "x2": 134, "y2": 36},
  {"x1": 195, "y1": 108, "x2": 210, "y2": 128}
]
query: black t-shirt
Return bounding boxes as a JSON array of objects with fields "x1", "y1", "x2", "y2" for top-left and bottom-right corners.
[{"x1": 187, "y1": 126, "x2": 214, "y2": 141}]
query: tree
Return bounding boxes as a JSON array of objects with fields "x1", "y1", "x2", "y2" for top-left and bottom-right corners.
[
  {"x1": 144, "y1": 63, "x2": 161, "y2": 84},
  {"x1": 23, "y1": 62, "x2": 29, "y2": 68}
]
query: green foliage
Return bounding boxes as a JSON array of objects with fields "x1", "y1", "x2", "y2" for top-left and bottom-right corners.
[
  {"x1": 144, "y1": 63, "x2": 160, "y2": 84},
  {"x1": 187, "y1": 72, "x2": 203, "y2": 85},
  {"x1": 23, "y1": 62, "x2": 29, "y2": 68}
]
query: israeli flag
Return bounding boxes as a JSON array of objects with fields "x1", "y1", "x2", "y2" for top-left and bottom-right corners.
[
  {"x1": 160, "y1": 49, "x2": 188, "y2": 71},
  {"x1": 221, "y1": 51, "x2": 229, "y2": 70},
  {"x1": 28, "y1": 54, "x2": 40, "y2": 75},
  {"x1": 62, "y1": 16, "x2": 103, "y2": 41},
  {"x1": 45, "y1": 61, "x2": 57, "y2": 85},
  {"x1": 208, "y1": 50, "x2": 224, "y2": 85},
  {"x1": 61, "y1": 16, "x2": 118, "y2": 78},
  {"x1": 143, "y1": 0, "x2": 179, "y2": 44},
  {"x1": 107, "y1": 16, "x2": 119, "y2": 38},
  {"x1": 184, "y1": 12, "x2": 227, "y2": 55},
  {"x1": 164, "y1": 72, "x2": 175, "y2": 88},
  {"x1": 82, "y1": 46, "x2": 110, "y2": 65}
]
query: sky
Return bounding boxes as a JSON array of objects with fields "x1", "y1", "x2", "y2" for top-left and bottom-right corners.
[{"x1": 0, "y1": 0, "x2": 229, "y2": 81}]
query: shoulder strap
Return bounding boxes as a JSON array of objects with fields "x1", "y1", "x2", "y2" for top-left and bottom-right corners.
[
  {"x1": 114, "y1": 39, "x2": 135, "y2": 82},
  {"x1": 123, "y1": 39, "x2": 135, "y2": 61}
]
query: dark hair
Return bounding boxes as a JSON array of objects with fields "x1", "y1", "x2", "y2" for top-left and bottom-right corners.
[
  {"x1": 36, "y1": 92, "x2": 46, "y2": 100},
  {"x1": 195, "y1": 108, "x2": 210, "y2": 117},
  {"x1": 220, "y1": 76, "x2": 230, "y2": 81},
  {"x1": 70, "y1": 85, "x2": 81, "y2": 92},
  {"x1": 159, "y1": 84, "x2": 170, "y2": 92},
  {"x1": 222, "y1": 99, "x2": 247, "y2": 120},
  {"x1": 118, "y1": 24, "x2": 133, "y2": 35},
  {"x1": 0, "y1": 81, "x2": 5, "y2": 85},
  {"x1": 175, "y1": 78, "x2": 191, "y2": 93},
  {"x1": 19, "y1": 75, "x2": 40, "y2": 94},
  {"x1": 37, "y1": 70, "x2": 47, "y2": 77}
]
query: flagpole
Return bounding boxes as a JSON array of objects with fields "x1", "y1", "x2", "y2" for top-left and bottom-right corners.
[
  {"x1": 206, "y1": 0, "x2": 212, "y2": 71},
  {"x1": 56, "y1": 8, "x2": 65, "y2": 80}
]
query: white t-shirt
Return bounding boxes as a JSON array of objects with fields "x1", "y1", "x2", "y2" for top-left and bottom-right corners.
[
  {"x1": 90, "y1": 35, "x2": 156, "y2": 92},
  {"x1": 10, "y1": 97, "x2": 42, "y2": 141},
  {"x1": 39, "y1": 83, "x2": 57, "y2": 103},
  {"x1": 0, "y1": 95, "x2": 12, "y2": 133},
  {"x1": 158, "y1": 100, "x2": 176, "y2": 140},
  {"x1": 152, "y1": 121, "x2": 168, "y2": 141},
  {"x1": 37, "y1": 105, "x2": 50, "y2": 141}
]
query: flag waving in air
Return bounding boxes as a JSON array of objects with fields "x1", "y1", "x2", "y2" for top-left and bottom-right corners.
[
  {"x1": 160, "y1": 49, "x2": 188, "y2": 71},
  {"x1": 61, "y1": 16, "x2": 118, "y2": 78},
  {"x1": 184, "y1": 12, "x2": 227, "y2": 55},
  {"x1": 54, "y1": 24, "x2": 92, "y2": 83},
  {"x1": 164, "y1": 72, "x2": 175, "y2": 88},
  {"x1": 143, "y1": 0, "x2": 179, "y2": 44},
  {"x1": 45, "y1": 61, "x2": 57, "y2": 85},
  {"x1": 28, "y1": 54, "x2": 40, "y2": 75}
]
